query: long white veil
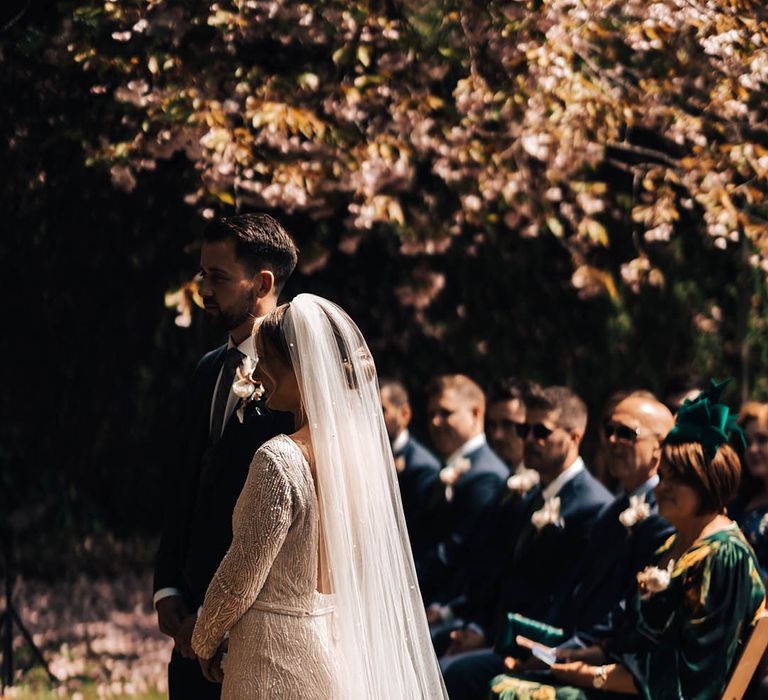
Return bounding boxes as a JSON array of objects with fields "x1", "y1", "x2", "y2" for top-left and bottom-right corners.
[{"x1": 283, "y1": 294, "x2": 447, "y2": 699}]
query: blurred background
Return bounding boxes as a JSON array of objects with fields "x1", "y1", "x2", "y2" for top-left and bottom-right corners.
[{"x1": 2, "y1": 0, "x2": 768, "y2": 696}]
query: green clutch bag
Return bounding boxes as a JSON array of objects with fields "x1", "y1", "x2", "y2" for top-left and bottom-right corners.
[{"x1": 495, "y1": 612, "x2": 566, "y2": 656}]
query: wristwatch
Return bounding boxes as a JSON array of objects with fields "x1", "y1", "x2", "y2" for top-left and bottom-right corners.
[{"x1": 592, "y1": 665, "x2": 607, "y2": 689}]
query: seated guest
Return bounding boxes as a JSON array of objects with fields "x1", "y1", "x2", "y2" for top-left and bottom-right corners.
[
  {"x1": 440, "y1": 385, "x2": 612, "y2": 700},
  {"x1": 379, "y1": 378, "x2": 440, "y2": 562},
  {"x1": 428, "y1": 378, "x2": 539, "y2": 634},
  {"x1": 486, "y1": 377, "x2": 539, "y2": 474},
  {"x1": 418, "y1": 375, "x2": 508, "y2": 605},
  {"x1": 541, "y1": 393, "x2": 675, "y2": 646},
  {"x1": 731, "y1": 401, "x2": 768, "y2": 580},
  {"x1": 490, "y1": 381, "x2": 765, "y2": 700}
]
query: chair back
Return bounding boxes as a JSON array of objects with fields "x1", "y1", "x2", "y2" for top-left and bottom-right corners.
[{"x1": 721, "y1": 610, "x2": 768, "y2": 700}]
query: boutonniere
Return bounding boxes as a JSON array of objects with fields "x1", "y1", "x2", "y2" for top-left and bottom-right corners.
[
  {"x1": 439, "y1": 457, "x2": 471, "y2": 502},
  {"x1": 232, "y1": 356, "x2": 264, "y2": 423},
  {"x1": 394, "y1": 455, "x2": 407, "y2": 473},
  {"x1": 759, "y1": 512, "x2": 768, "y2": 537},
  {"x1": 619, "y1": 494, "x2": 651, "y2": 530},
  {"x1": 531, "y1": 496, "x2": 564, "y2": 531},
  {"x1": 507, "y1": 468, "x2": 540, "y2": 496},
  {"x1": 637, "y1": 559, "x2": 674, "y2": 600}
]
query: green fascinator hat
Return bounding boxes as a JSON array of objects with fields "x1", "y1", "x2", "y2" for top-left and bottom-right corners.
[{"x1": 664, "y1": 379, "x2": 746, "y2": 458}]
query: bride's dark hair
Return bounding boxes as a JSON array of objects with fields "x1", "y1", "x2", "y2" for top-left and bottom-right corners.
[
  {"x1": 258, "y1": 303, "x2": 292, "y2": 365},
  {"x1": 258, "y1": 302, "x2": 375, "y2": 389}
]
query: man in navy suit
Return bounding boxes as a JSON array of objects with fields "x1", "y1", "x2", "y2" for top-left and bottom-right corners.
[
  {"x1": 543, "y1": 393, "x2": 676, "y2": 647},
  {"x1": 380, "y1": 379, "x2": 440, "y2": 563},
  {"x1": 427, "y1": 377, "x2": 539, "y2": 639},
  {"x1": 419, "y1": 375, "x2": 508, "y2": 607},
  {"x1": 440, "y1": 385, "x2": 612, "y2": 700},
  {"x1": 153, "y1": 214, "x2": 297, "y2": 699}
]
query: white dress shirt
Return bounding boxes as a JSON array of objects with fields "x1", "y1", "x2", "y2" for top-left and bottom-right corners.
[
  {"x1": 541, "y1": 456, "x2": 585, "y2": 501},
  {"x1": 392, "y1": 429, "x2": 410, "y2": 454},
  {"x1": 444, "y1": 432, "x2": 487, "y2": 468}
]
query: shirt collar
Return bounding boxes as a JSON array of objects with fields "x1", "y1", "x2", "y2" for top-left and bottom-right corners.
[
  {"x1": 392, "y1": 429, "x2": 410, "y2": 454},
  {"x1": 542, "y1": 456, "x2": 585, "y2": 501},
  {"x1": 629, "y1": 473, "x2": 659, "y2": 500},
  {"x1": 227, "y1": 334, "x2": 256, "y2": 362},
  {"x1": 445, "y1": 433, "x2": 487, "y2": 467}
]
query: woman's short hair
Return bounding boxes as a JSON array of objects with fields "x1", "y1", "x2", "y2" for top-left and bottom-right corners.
[{"x1": 662, "y1": 441, "x2": 741, "y2": 514}]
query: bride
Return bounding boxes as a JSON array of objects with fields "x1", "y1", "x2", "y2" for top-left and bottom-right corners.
[{"x1": 191, "y1": 293, "x2": 448, "y2": 698}]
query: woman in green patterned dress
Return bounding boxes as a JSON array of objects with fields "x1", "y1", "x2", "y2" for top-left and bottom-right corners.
[{"x1": 489, "y1": 383, "x2": 766, "y2": 700}]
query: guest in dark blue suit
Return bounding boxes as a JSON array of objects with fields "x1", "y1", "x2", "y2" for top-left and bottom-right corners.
[
  {"x1": 380, "y1": 379, "x2": 440, "y2": 563},
  {"x1": 427, "y1": 377, "x2": 540, "y2": 637},
  {"x1": 440, "y1": 385, "x2": 612, "y2": 700},
  {"x1": 419, "y1": 375, "x2": 508, "y2": 606},
  {"x1": 153, "y1": 214, "x2": 297, "y2": 699},
  {"x1": 541, "y1": 393, "x2": 676, "y2": 647}
]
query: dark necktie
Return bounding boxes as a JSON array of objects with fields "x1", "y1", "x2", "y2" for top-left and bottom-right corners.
[
  {"x1": 209, "y1": 347, "x2": 244, "y2": 444},
  {"x1": 512, "y1": 488, "x2": 546, "y2": 562}
]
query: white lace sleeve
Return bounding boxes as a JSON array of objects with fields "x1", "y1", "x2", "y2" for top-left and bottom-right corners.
[{"x1": 191, "y1": 447, "x2": 293, "y2": 659}]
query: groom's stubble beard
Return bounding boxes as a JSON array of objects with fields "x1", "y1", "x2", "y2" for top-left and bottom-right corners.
[{"x1": 213, "y1": 285, "x2": 257, "y2": 332}]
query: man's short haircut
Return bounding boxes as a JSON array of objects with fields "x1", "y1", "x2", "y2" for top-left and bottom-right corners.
[
  {"x1": 527, "y1": 385, "x2": 588, "y2": 434},
  {"x1": 427, "y1": 375, "x2": 485, "y2": 411},
  {"x1": 488, "y1": 377, "x2": 541, "y2": 406},
  {"x1": 203, "y1": 213, "x2": 298, "y2": 293},
  {"x1": 380, "y1": 379, "x2": 410, "y2": 408}
]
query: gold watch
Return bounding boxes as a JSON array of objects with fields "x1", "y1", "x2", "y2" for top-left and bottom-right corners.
[{"x1": 592, "y1": 665, "x2": 607, "y2": 689}]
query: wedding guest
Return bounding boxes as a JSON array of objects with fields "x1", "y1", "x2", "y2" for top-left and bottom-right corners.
[
  {"x1": 731, "y1": 401, "x2": 768, "y2": 579},
  {"x1": 440, "y1": 385, "x2": 612, "y2": 700},
  {"x1": 541, "y1": 394, "x2": 675, "y2": 646},
  {"x1": 486, "y1": 378, "x2": 539, "y2": 473},
  {"x1": 490, "y1": 382, "x2": 765, "y2": 700},
  {"x1": 418, "y1": 375, "x2": 507, "y2": 606},
  {"x1": 153, "y1": 214, "x2": 296, "y2": 699},
  {"x1": 427, "y1": 379, "x2": 539, "y2": 643},
  {"x1": 379, "y1": 379, "x2": 440, "y2": 562}
]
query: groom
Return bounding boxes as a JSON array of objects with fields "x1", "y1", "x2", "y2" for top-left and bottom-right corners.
[{"x1": 153, "y1": 213, "x2": 297, "y2": 699}]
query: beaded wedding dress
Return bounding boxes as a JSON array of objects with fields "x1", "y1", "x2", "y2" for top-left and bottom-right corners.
[
  {"x1": 191, "y1": 434, "x2": 337, "y2": 698},
  {"x1": 191, "y1": 294, "x2": 447, "y2": 699}
]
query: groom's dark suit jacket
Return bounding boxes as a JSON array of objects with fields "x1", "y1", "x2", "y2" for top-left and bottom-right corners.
[{"x1": 154, "y1": 344, "x2": 294, "y2": 609}]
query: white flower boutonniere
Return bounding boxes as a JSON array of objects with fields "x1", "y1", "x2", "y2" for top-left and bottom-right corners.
[
  {"x1": 531, "y1": 496, "x2": 564, "y2": 531},
  {"x1": 507, "y1": 468, "x2": 540, "y2": 496},
  {"x1": 759, "y1": 512, "x2": 768, "y2": 537},
  {"x1": 232, "y1": 356, "x2": 264, "y2": 423},
  {"x1": 439, "y1": 457, "x2": 472, "y2": 502},
  {"x1": 619, "y1": 494, "x2": 651, "y2": 530},
  {"x1": 637, "y1": 559, "x2": 675, "y2": 600}
]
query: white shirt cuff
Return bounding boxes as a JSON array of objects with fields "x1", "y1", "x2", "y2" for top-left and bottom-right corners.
[{"x1": 153, "y1": 587, "x2": 183, "y2": 607}]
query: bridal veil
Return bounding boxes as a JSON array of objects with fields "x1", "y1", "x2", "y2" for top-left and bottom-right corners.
[{"x1": 282, "y1": 293, "x2": 447, "y2": 699}]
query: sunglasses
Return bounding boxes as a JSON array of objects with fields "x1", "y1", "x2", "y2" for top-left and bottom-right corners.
[
  {"x1": 603, "y1": 422, "x2": 640, "y2": 442},
  {"x1": 515, "y1": 423, "x2": 554, "y2": 440}
]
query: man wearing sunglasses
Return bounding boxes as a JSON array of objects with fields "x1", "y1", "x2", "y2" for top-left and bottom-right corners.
[
  {"x1": 440, "y1": 385, "x2": 612, "y2": 700},
  {"x1": 533, "y1": 393, "x2": 676, "y2": 650}
]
